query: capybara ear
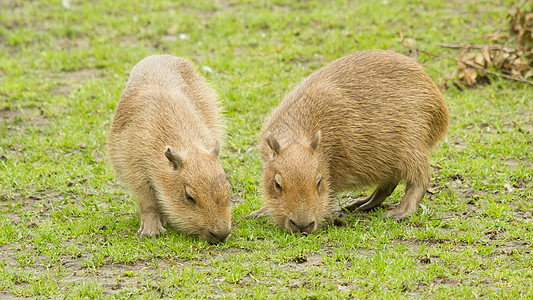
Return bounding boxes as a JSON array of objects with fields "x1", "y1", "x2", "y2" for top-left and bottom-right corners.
[
  {"x1": 267, "y1": 133, "x2": 281, "y2": 156},
  {"x1": 309, "y1": 130, "x2": 321, "y2": 151},
  {"x1": 165, "y1": 146, "x2": 183, "y2": 170},
  {"x1": 210, "y1": 140, "x2": 220, "y2": 157}
]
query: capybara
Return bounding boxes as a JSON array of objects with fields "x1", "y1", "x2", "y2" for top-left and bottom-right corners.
[
  {"x1": 107, "y1": 55, "x2": 231, "y2": 243},
  {"x1": 251, "y1": 50, "x2": 449, "y2": 233}
]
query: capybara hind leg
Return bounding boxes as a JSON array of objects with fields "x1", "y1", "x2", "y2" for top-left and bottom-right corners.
[
  {"x1": 343, "y1": 193, "x2": 375, "y2": 212},
  {"x1": 344, "y1": 180, "x2": 399, "y2": 212},
  {"x1": 386, "y1": 181, "x2": 426, "y2": 219},
  {"x1": 134, "y1": 183, "x2": 167, "y2": 238},
  {"x1": 357, "y1": 181, "x2": 399, "y2": 211}
]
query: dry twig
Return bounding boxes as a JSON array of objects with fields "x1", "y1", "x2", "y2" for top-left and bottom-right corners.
[{"x1": 437, "y1": 43, "x2": 518, "y2": 53}]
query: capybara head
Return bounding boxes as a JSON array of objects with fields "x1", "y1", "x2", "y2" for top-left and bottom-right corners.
[
  {"x1": 160, "y1": 141, "x2": 231, "y2": 243},
  {"x1": 262, "y1": 131, "x2": 330, "y2": 233}
]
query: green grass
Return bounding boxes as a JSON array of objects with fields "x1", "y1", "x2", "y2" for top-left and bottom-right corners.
[{"x1": 1, "y1": 0, "x2": 532, "y2": 298}]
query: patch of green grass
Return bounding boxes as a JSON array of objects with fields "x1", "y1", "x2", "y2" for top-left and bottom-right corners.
[{"x1": 1, "y1": 0, "x2": 532, "y2": 298}]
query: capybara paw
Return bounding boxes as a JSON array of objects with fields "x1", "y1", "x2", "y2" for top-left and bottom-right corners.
[
  {"x1": 343, "y1": 196, "x2": 371, "y2": 211},
  {"x1": 385, "y1": 206, "x2": 413, "y2": 220},
  {"x1": 343, "y1": 201, "x2": 362, "y2": 212},
  {"x1": 247, "y1": 206, "x2": 268, "y2": 218},
  {"x1": 137, "y1": 219, "x2": 167, "y2": 238}
]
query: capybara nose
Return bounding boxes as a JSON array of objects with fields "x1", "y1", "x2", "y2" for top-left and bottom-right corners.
[
  {"x1": 289, "y1": 219, "x2": 316, "y2": 233},
  {"x1": 208, "y1": 229, "x2": 230, "y2": 244}
]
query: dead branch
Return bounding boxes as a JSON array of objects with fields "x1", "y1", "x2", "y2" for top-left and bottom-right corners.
[
  {"x1": 460, "y1": 60, "x2": 533, "y2": 86},
  {"x1": 437, "y1": 43, "x2": 518, "y2": 53}
]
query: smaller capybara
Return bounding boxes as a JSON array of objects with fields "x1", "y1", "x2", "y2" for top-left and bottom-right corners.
[
  {"x1": 251, "y1": 50, "x2": 449, "y2": 233},
  {"x1": 107, "y1": 55, "x2": 231, "y2": 243}
]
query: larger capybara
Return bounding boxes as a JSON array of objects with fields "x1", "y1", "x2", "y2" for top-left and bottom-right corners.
[
  {"x1": 251, "y1": 50, "x2": 449, "y2": 233},
  {"x1": 107, "y1": 55, "x2": 231, "y2": 243}
]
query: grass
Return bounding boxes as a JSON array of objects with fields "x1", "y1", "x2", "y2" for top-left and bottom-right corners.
[{"x1": 1, "y1": 0, "x2": 532, "y2": 298}]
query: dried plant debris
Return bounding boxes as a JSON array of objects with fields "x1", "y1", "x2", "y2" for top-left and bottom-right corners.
[
  {"x1": 509, "y1": 5, "x2": 533, "y2": 50},
  {"x1": 452, "y1": 4, "x2": 533, "y2": 87},
  {"x1": 404, "y1": 4, "x2": 533, "y2": 89},
  {"x1": 455, "y1": 46, "x2": 531, "y2": 87}
]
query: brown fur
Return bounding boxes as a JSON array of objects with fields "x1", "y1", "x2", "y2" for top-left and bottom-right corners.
[
  {"x1": 254, "y1": 50, "x2": 449, "y2": 233},
  {"x1": 107, "y1": 55, "x2": 231, "y2": 243}
]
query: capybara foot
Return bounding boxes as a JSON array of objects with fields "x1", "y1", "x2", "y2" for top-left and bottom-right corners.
[
  {"x1": 247, "y1": 206, "x2": 268, "y2": 218},
  {"x1": 137, "y1": 213, "x2": 167, "y2": 238},
  {"x1": 344, "y1": 181, "x2": 399, "y2": 212},
  {"x1": 385, "y1": 206, "x2": 415, "y2": 219},
  {"x1": 385, "y1": 182, "x2": 426, "y2": 219},
  {"x1": 343, "y1": 194, "x2": 373, "y2": 211}
]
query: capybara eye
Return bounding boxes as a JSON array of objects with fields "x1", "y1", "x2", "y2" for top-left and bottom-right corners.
[
  {"x1": 274, "y1": 179, "x2": 282, "y2": 192},
  {"x1": 184, "y1": 189, "x2": 196, "y2": 204}
]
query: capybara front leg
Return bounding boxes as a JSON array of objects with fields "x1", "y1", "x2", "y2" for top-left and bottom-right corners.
[{"x1": 134, "y1": 183, "x2": 167, "y2": 238}]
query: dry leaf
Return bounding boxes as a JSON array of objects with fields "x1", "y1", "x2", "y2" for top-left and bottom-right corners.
[
  {"x1": 437, "y1": 78, "x2": 449, "y2": 91},
  {"x1": 513, "y1": 54, "x2": 529, "y2": 73},
  {"x1": 492, "y1": 50, "x2": 510, "y2": 67},
  {"x1": 474, "y1": 53, "x2": 486, "y2": 67},
  {"x1": 457, "y1": 60, "x2": 479, "y2": 86},
  {"x1": 509, "y1": 5, "x2": 533, "y2": 50},
  {"x1": 419, "y1": 4, "x2": 532, "y2": 90},
  {"x1": 482, "y1": 47, "x2": 492, "y2": 66},
  {"x1": 486, "y1": 33, "x2": 508, "y2": 42}
]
